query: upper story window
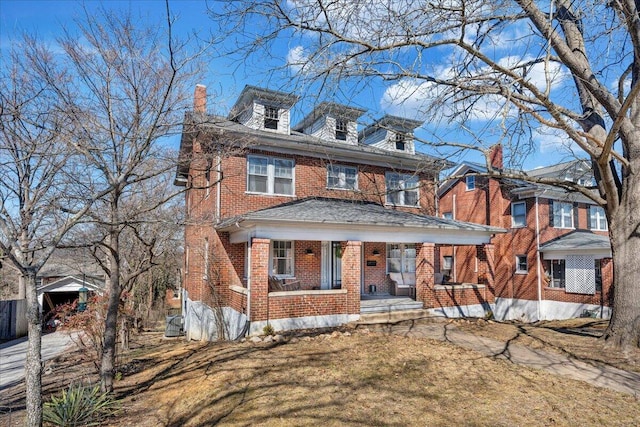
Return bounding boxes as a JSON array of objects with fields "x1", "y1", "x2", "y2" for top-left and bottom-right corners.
[
  {"x1": 264, "y1": 106, "x2": 279, "y2": 130},
  {"x1": 386, "y1": 173, "x2": 419, "y2": 207},
  {"x1": 511, "y1": 202, "x2": 526, "y2": 228},
  {"x1": 552, "y1": 201, "x2": 574, "y2": 229},
  {"x1": 335, "y1": 119, "x2": 348, "y2": 141},
  {"x1": 247, "y1": 155, "x2": 294, "y2": 195},
  {"x1": 387, "y1": 243, "x2": 416, "y2": 273},
  {"x1": 589, "y1": 206, "x2": 608, "y2": 231},
  {"x1": 327, "y1": 164, "x2": 358, "y2": 190},
  {"x1": 395, "y1": 133, "x2": 407, "y2": 151},
  {"x1": 465, "y1": 175, "x2": 476, "y2": 191}
]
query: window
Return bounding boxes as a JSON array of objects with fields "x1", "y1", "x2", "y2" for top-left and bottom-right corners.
[
  {"x1": 247, "y1": 156, "x2": 294, "y2": 195},
  {"x1": 335, "y1": 119, "x2": 348, "y2": 141},
  {"x1": 511, "y1": 202, "x2": 526, "y2": 227},
  {"x1": 546, "y1": 260, "x2": 566, "y2": 288},
  {"x1": 553, "y1": 202, "x2": 574, "y2": 228},
  {"x1": 516, "y1": 255, "x2": 528, "y2": 273},
  {"x1": 394, "y1": 133, "x2": 407, "y2": 151},
  {"x1": 264, "y1": 106, "x2": 279, "y2": 130},
  {"x1": 272, "y1": 241, "x2": 294, "y2": 276},
  {"x1": 442, "y1": 212, "x2": 453, "y2": 220},
  {"x1": 327, "y1": 164, "x2": 358, "y2": 190},
  {"x1": 387, "y1": 243, "x2": 416, "y2": 273},
  {"x1": 442, "y1": 255, "x2": 453, "y2": 271},
  {"x1": 465, "y1": 175, "x2": 476, "y2": 191},
  {"x1": 386, "y1": 173, "x2": 419, "y2": 206},
  {"x1": 589, "y1": 206, "x2": 607, "y2": 230}
]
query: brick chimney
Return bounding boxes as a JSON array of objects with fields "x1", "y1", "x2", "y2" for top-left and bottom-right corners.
[
  {"x1": 488, "y1": 144, "x2": 503, "y2": 170},
  {"x1": 194, "y1": 84, "x2": 206, "y2": 113}
]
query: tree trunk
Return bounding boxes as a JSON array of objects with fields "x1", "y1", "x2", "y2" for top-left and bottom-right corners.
[
  {"x1": 24, "y1": 270, "x2": 42, "y2": 427},
  {"x1": 604, "y1": 154, "x2": 640, "y2": 349},
  {"x1": 100, "y1": 193, "x2": 121, "y2": 393}
]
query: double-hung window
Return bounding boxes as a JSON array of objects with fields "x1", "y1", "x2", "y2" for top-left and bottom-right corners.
[
  {"x1": 589, "y1": 206, "x2": 607, "y2": 230},
  {"x1": 327, "y1": 164, "x2": 357, "y2": 190},
  {"x1": 335, "y1": 119, "x2": 348, "y2": 141},
  {"x1": 465, "y1": 175, "x2": 476, "y2": 191},
  {"x1": 515, "y1": 255, "x2": 528, "y2": 274},
  {"x1": 553, "y1": 202, "x2": 574, "y2": 228},
  {"x1": 264, "y1": 106, "x2": 279, "y2": 130},
  {"x1": 387, "y1": 243, "x2": 416, "y2": 273},
  {"x1": 395, "y1": 133, "x2": 407, "y2": 151},
  {"x1": 247, "y1": 155, "x2": 294, "y2": 195},
  {"x1": 511, "y1": 202, "x2": 526, "y2": 227},
  {"x1": 272, "y1": 240, "x2": 294, "y2": 276},
  {"x1": 386, "y1": 173, "x2": 419, "y2": 206}
]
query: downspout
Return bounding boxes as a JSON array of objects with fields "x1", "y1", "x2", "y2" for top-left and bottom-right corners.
[
  {"x1": 216, "y1": 154, "x2": 221, "y2": 222},
  {"x1": 242, "y1": 237, "x2": 252, "y2": 339},
  {"x1": 535, "y1": 195, "x2": 542, "y2": 321}
]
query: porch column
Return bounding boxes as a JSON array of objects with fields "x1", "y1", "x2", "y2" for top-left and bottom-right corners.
[
  {"x1": 249, "y1": 238, "x2": 270, "y2": 322},
  {"x1": 476, "y1": 243, "x2": 496, "y2": 303},
  {"x1": 416, "y1": 242, "x2": 435, "y2": 308},
  {"x1": 341, "y1": 241, "x2": 361, "y2": 315}
]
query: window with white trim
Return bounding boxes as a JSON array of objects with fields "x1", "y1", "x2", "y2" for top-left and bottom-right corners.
[
  {"x1": 247, "y1": 155, "x2": 294, "y2": 195},
  {"x1": 386, "y1": 243, "x2": 416, "y2": 273},
  {"x1": 511, "y1": 202, "x2": 526, "y2": 227},
  {"x1": 515, "y1": 255, "x2": 527, "y2": 273},
  {"x1": 553, "y1": 202, "x2": 574, "y2": 228},
  {"x1": 465, "y1": 175, "x2": 476, "y2": 190},
  {"x1": 394, "y1": 133, "x2": 407, "y2": 151},
  {"x1": 327, "y1": 164, "x2": 358, "y2": 190},
  {"x1": 272, "y1": 240, "x2": 294, "y2": 276},
  {"x1": 442, "y1": 255, "x2": 453, "y2": 271},
  {"x1": 335, "y1": 119, "x2": 348, "y2": 141},
  {"x1": 264, "y1": 106, "x2": 279, "y2": 130},
  {"x1": 589, "y1": 206, "x2": 607, "y2": 231},
  {"x1": 386, "y1": 173, "x2": 419, "y2": 206}
]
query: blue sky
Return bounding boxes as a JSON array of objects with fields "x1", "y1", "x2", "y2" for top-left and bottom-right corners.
[{"x1": 0, "y1": 0, "x2": 574, "y2": 169}]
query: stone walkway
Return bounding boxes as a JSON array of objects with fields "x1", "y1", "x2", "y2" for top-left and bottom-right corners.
[{"x1": 362, "y1": 319, "x2": 640, "y2": 397}]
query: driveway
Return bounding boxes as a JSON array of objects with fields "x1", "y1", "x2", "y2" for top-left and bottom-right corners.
[{"x1": 0, "y1": 331, "x2": 78, "y2": 390}]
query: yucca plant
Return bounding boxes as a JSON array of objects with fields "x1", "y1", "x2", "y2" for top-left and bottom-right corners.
[{"x1": 43, "y1": 383, "x2": 119, "y2": 426}]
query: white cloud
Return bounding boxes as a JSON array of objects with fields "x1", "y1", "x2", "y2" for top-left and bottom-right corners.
[
  {"x1": 286, "y1": 46, "x2": 307, "y2": 73},
  {"x1": 534, "y1": 125, "x2": 581, "y2": 154}
]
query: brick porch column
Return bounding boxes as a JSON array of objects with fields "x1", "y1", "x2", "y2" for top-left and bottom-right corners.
[
  {"x1": 477, "y1": 243, "x2": 496, "y2": 302},
  {"x1": 249, "y1": 238, "x2": 270, "y2": 322},
  {"x1": 416, "y1": 242, "x2": 435, "y2": 308},
  {"x1": 341, "y1": 241, "x2": 362, "y2": 315}
]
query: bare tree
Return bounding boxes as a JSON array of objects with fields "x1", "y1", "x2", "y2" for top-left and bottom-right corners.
[
  {"x1": 0, "y1": 41, "x2": 102, "y2": 427},
  {"x1": 28, "y1": 3, "x2": 207, "y2": 392},
  {"x1": 212, "y1": 0, "x2": 640, "y2": 348}
]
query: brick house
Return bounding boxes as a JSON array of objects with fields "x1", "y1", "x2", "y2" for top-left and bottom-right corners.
[
  {"x1": 175, "y1": 85, "x2": 505, "y2": 340},
  {"x1": 437, "y1": 148, "x2": 613, "y2": 321}
]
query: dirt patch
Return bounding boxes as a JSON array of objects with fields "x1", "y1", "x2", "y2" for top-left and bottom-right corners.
[
  {"x1": 453, "y1": 318, "x2": 640, "y2": 373},
  {"x1": 2, "y1": 321, "x2": 639, "y2": 426}
]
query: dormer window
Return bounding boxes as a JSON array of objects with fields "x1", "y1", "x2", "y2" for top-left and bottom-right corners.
[
  {"x1": 264, "y1": 106, "x2": 279, "y2": 130},
  {"x1": 395, "y1": 133, "x2": 407, "y2": 151},
  {"x1": 336, "y1": 119, "x2": 348, "y2": 141}
]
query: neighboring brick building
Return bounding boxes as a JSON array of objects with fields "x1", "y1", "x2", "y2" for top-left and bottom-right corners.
[
  {"x1": 438, "y1": 147, "x2": 613, "y2": 321},
  {"x1": 175, "y1": 85, "x2": 504, "y2": 340}
]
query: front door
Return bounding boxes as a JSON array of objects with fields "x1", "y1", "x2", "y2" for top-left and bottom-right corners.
[{"x1": 320, "y1": 241, "x2": 342, "y2": 290}]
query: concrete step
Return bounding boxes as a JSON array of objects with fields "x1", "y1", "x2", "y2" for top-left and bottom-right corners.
[
  {"x1": 356, "y1": 308, "x2": 436, "y2": 325},
  {"x1": 360, "y1": 300, "x2": 424, "y2": 314}
]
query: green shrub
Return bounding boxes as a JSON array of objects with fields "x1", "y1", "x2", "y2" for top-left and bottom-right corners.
[
  {"x1": 43, "y1": 383, "x2": 119, "y2": 426},
  {"x1": 263, "y1": 323, "x2": 275, "y2": 336}
]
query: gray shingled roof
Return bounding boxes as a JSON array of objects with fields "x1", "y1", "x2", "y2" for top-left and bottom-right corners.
[
  {"x1": 539, "y1": 231, "x2": 611, "y2": 251},
  {"x1": 217, "y1": 198, "x2": 505, "y2": 233}
]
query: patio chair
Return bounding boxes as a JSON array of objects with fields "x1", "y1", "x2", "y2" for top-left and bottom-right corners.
[{"x1": 268, "y1": 276, "x2": 301, "y2": 292}]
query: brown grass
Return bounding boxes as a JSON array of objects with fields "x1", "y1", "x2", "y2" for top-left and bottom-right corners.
[{"x1": 1, "y1": 320, "x2": 639, "y2": 427}]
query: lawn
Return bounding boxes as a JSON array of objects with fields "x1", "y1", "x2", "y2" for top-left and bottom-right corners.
[{"x1": 1, "y1": 319, "x2": 639, "y2": 426}]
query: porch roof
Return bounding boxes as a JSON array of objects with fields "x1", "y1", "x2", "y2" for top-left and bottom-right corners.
[
  {"x1": 540, "y1": 231, "x2": 611, "y2": 258},
  {"x1": 216, "y1": 198, "x2": 506, "y2": 245}
]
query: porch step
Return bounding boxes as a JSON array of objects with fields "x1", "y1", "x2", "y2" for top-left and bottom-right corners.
[
  {"x1": 356, "y1": 309, "x2": 435, "y2": 325},
  {"x1": 360, "y1": 298, "x2": 423, "y2": 314}
]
